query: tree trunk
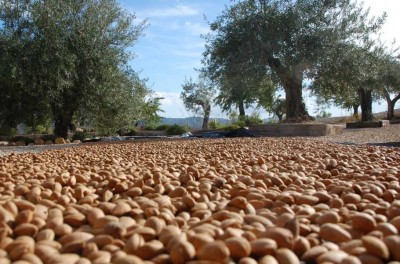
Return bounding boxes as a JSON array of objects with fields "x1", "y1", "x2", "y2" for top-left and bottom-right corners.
[
  {"x1": 387, "y1": 100, "x2": 394, "y2": 120},
  {"x1": 358, "y1": 88, "x2": 373, "y2": 122},
  {"x1": 283, "y1": 71, "x2": 312, "y2": 122},
  {"x1": 54, "y1": 118, "x2": 70, "y2": 139},
  {"x1": 52, "y1": 105, "x2": 74, "y2": 139},
  {"x1": 202, "y1": 104, "x2": 211, "y2": 130},
  {"x1": 238, "y1": 100, "x2": 245, "y2": 117},
  {"x1": 352, "y1": 104, "x2": 359, "y2": 117},
  {"x1": 277, "y1": 114, "x2": 283, "y2": 122},
  {"x1": 383, "y1": 90, "x2": 400, "y2": 120}
]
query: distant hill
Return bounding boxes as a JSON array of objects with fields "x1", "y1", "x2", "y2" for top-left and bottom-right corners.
[{"x1": 161, "y1": 117, "x2": 230, "y2": 129}]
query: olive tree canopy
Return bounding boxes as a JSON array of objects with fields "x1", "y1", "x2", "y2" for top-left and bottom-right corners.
[
  {"x1": 0, "y1": 0, "x2": 155, "y2": 137},
  {"x1": 203, "y1": 0, "x2": 385, "y2": 121}
]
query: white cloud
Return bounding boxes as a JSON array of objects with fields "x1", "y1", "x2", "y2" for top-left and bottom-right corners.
[
  {"x1": 144, "y1": 4, "x2": 199, "y2": 18},
  {"x1": 154, "y1": 92, "x2": 191, "y2": 118},
  {"x1": 184, "y1": 21, "x2": 210, "y2": 35},
  {"x1": 154, "y1": 92, "x2": 181, "y2": 106}
]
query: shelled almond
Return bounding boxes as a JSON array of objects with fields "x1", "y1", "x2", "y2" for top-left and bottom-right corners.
[{"x1": 0, "y1": 138, "x2": 399, "y2": 263}]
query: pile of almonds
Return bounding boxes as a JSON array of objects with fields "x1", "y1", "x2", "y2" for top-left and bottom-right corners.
[{"x1": 0, "y1": 137, "x2": 399, "y2": 264}]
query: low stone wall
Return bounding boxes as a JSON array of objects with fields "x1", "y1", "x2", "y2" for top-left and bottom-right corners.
[
  {"x1": 346, "y1": 120, "x2": 389, "y2": 129},
  {"x1": 249, "y1": 123, "x2": 343, "y2": 137}
]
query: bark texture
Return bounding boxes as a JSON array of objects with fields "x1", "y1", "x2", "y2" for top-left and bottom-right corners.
[{"x1": 358, "y1": 88, "x2": 373, "y2": 122}]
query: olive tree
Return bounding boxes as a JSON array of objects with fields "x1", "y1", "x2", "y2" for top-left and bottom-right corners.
[
  {"x1": 313, "y1": 43, "x2": 394, "y2": 122},
  {"x1": 203, "y1": 0, "x2": 384, "y2": 122},
  {"x1": 0, "y1": 0, "x2": 151, "y2": 138},
  {"x1": 379, "y1": 55, "x2": 400, "y2": 120},
  {"x1": 180, "y1": 74, "x2": 216, "y2": 130}
]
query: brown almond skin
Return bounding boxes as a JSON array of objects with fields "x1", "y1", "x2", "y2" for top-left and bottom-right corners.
[
  {"x1": 275, "y1": 248, "x2": 300, "y2": 264},
  {"x1": 188, "y1": 233, "x2": 214, "y2": 251},
  {"x1": 362, "y1": 235, "x2": 389, "y2": 260},
  {"x1": 319, "y1": 223, "x2": 351, "y2": 243},
  {"x1": 340, "y1": 256, "x2": 363, "y2": 264},
  {"x1": 316, "y1": 211, "x2": 341, "y2": 225},
  {"x1": 170, "y1": 240, "x2": 196, "y2": 264},
  {"x1": 261, "y1": 227, "x2": 293, "y2": 248},
  {"x1": 292, "y1": 236, "x2": 311, "y2": 257},
  {"x1": 134, "y1": 240, "x2": 165, "y2": 260},
  {"x1": 224, "y1": 237, "x2": 251, "y2": 259},
  {"x1": 14, "y1": 223, "x2": 38, "y2": 237},
  {"x1": 124, "y1": 233, "x2": 145, "y2": 254},
  {"x1": 258, "y1": 255, "x2": 278, "y2": 264},
  {"x1": 352, "y1": 213, "x2": 377, "y2": 233},
  {"x1": 250, "y1": 238, "x2": 277, "y2": 258},
  {"x1": 383, "y1": 235, "x2": 400, "y2": 261},
  {"x1": 357, "y1": 253, "x2": 385, "y2": 264},
  {"x1": 317, "y1": 250, "x2": 348, "y2": 263},
  {"x1": 36, "y1": 229, "x2": 55, "y2": 242},
  {"x1": 375, "y1": 223, "x2": 398, "y2": 237},
  {"x1": 196, "y1": 241, "x2": 230, "y2": 262},
  {"x1": 58, "y1": 232, "x2": 94, "y2": 245},
  {"x1": 20, "y1": 253, "x2": 44, "y2": 264},
  {"x1": 238, "y1": 257, "x2": 257, "y2": 264},
  {"x1": 301, "y1": 246, "x2": 328, "y2": 262},
  {"x1": 113, "y1": 255, "x2": 144, "y2": 264}
]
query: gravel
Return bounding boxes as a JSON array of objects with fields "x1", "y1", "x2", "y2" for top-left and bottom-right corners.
[
  {"x1": 0, "y1": 143, "x2": 80, "y2": 157},
  {"x1": 320, "y1": 123, "x2": 400, "y2": 145}
]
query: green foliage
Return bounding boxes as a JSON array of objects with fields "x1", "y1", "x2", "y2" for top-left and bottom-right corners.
[
  {"x1": 125, "y1": 130, "x2": 137, "y2": 137},
  {"x1": 139, "y1": 97, "x2": 164, "y2": 128},
  {"x1": 0, "y1": 0, "x2": 149, "y2": 138},
  {"x1": 208, "y1": 119, "x2": 223, "y2": 130},
  {"x1": 228, "y1": 111, "x2": 238, "y2": 124},
  {"x1": 165, "y1": 124, "x2": 188, "y2": 135},
  {"x1": 316, "y1": 110, "x2": 332, "y2": 119},
  {"x1": 0, "y1": 126, "x2": 17, "y2": 137},
  {"x1": 89, "y1": 73, "x2": 154, "y2": 136},
  {"x1": 72, "y1": 131, "x2": 91, "y2": 142},
  {"x1": 24, "y1": 122, "x2": 53, "y2": 135},
  {"x1": 221, "y1": 124, "x2": 240, "y2": 131},
  {"x1": 142, "y1": 125, "x2": 156, "y2": 131},
  {"x1": 237, "y1": 113, "x2": 264, "y2": 126},
  {"x1": 155, "y1": 124, "x2": 170, "y2": 131},
  {"x1": 9, "y1": 136, "x2": 34, "y2": 145},
  {"x1": 261, "y1": 95, "x2": 286, "y2": 121},
  {"x1": 203, "y1": 0, "x2": 385, "y2": 120},
  {"x1": 181, "y1": 74, "x2": 215, "y2": 130},
  {"x1": 40, "y1": 134, "x2": 57, "y2": 142}
]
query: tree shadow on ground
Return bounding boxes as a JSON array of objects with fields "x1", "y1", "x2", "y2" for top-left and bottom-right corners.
[{"x1": 367, "y1": 142, "x2": 400, "y2": 147}]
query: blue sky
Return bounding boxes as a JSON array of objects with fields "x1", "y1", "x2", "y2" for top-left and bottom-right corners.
[{"x1": 121, "y1": 0, "x2": 400, "y2": 118}]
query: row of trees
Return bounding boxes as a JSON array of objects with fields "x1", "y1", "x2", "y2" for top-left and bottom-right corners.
[
  {"x1": 0, "y1": 0, "x2": 162, "y2": 138},
  {"x1": 181, "y1": 0, "x2": 400, "y2": 129}
]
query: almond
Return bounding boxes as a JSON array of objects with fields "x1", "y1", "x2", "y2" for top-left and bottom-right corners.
[
  {"x1": 224, "y1": 236, "x2": 251, "y2": 259},
  {"x1": 196, "y1": 241, "x2": 229, "y2": 262},
  {"x1": 170, "y1": 240, "x2": 196, "y2": 264},
  {"x1": 319, "y1": 223, "x2": 351, "y2": 243}
]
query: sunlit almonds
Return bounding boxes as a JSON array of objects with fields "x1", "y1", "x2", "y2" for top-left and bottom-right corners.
[{"x1": 0, "y1": 138, "x2": 399, "y2": 263}]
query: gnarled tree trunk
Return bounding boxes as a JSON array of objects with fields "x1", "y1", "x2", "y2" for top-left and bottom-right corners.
[
  {"x1": 202, "y1": 104, "x2": 211, "y2": 130},
  {"x1": 358, "y1": 88, "x2": 373, "y2": 122},
  {"x1": 383, "y1": 90, "x2": 400, "y2": 120},
  {"x1": 283, "y1": 70, "x2": 312, "y2": 122},
  {"x1": 52, "y1": 104, "x2": 74, "y2": 139}
]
